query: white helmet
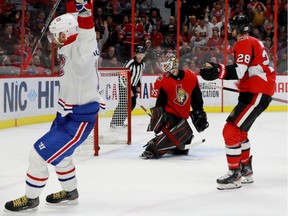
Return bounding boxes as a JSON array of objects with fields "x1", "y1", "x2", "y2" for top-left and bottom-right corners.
[
  {"x1": 48, "y1": 13, "x2": 78, "y2": 44},
  {"x1": 160, "y1": 53, "x2": 179, "y2": 73}
]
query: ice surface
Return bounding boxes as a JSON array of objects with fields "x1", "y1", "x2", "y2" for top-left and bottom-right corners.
[{"x1": 0, "y1": 112, "x2": 287, "y2": 216}]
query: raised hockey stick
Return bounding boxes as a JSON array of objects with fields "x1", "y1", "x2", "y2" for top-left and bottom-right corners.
[
  {"x1": 23, "y1": 0, "x2": 62, "y2": 70},
  {"x1": 204, "y1": 83, "x2": 288, "y2": 104},
  {"x1": 137, "y1": 103, "x2": 205, "y2": 149}
]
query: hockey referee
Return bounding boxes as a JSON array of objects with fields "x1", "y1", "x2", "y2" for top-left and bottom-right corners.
[{"x1": 110, "y1": 46, "x2": 146, "y2": 128}]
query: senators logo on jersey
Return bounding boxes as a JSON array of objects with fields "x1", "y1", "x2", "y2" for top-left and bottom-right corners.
[{"x1": 174, "y1": 84, "x2": 188, "y2": 106}]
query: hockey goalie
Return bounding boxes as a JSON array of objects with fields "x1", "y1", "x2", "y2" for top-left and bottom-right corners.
[{"x1": 140, "y1": 53, "x2": 209, "y2": 159}]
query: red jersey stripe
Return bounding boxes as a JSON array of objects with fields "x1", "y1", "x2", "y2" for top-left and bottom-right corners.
[{"x1": 47, "y1": 122, "x2": 88, "y2": 164}]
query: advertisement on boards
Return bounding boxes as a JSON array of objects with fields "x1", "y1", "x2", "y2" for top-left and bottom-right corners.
[
  {"x1": 0, "y1": 77, "x2": 59, "y2": 120},
  {"x1": 0, "y1": 75, "x2": 286, "y2": 122}
]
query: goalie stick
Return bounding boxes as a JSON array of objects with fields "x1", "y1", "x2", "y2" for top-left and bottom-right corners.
[
  {"x1": 204, "y1": 83, "x2": 288, "y2": 104},
  {"x1": 23, "y1": 0, "x2": 62, "y2": 70},
  {"x1": 177, "y1": 138, "x2": 206, "y2": 150},
  {"x1": 137, "y1": 103, "x2": 205, "y2": 150}
]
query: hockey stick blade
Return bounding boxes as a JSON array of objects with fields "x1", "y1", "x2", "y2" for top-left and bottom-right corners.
[
  {"x1": 178, "y1": 139, "x2": 206, "y2": 150},
  {"x1": 204, "y1": 83, "x2": 288, "y2": 104},
  {"x1": 23, "y1": 0, "x2": 61, "y2": 70}
]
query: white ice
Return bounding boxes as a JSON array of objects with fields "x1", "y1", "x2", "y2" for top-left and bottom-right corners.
[{"x1": 0, "y1": 112, "x2": 287, "y2": 216}]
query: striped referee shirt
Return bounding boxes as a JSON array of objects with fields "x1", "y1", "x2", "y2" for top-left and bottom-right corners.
[{"x1": 120, "y1": 57, "x2": 145, "y2": 87}]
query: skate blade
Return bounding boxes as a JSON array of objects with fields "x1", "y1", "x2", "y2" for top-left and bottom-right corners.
[
  {"x1": 217, "y1": 181, "x2": 242, "y2": 190},
  {"x1": 4, "y1": 206, "x2": 38, "y2": 213},
  {"x1": 46, "y1": 199, "x2": 79, "y2": 206},
  {"x1": 139, "y1": 154, "x2": 154, "y2": 159},
  {"x1": 241, "y1": 176, "x2": 254, "y2": 184}
]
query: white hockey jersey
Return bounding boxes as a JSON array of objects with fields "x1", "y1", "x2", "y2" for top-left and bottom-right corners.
[{"x1": 57, "y1": 13, "x2": 103, "y2": 116}]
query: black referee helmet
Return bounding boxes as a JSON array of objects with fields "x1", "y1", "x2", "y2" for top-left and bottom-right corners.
[{"x1": 135, "y1": 46, "x2": 145, "y2": 54}]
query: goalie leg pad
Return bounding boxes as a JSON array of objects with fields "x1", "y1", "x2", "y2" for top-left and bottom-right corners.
[
  {"x1": 157, "y1": 119, "x2": 193, "y2": 150},
  {"x1": 142, "y1": 119, "x2": 193, "y2": 158}
]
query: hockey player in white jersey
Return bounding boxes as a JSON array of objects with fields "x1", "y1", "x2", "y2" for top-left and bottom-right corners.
[{"x1": 4, "y1": 0, "x2": 104, "y2": 212}]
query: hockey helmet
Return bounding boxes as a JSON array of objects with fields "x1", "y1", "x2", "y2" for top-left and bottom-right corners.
[
  {"x1": 48, "y1": 13, "x2": 78, "y2": 44},
  {"x1": 135, "y1": 46, "x2": 145, "y2": 54},
  {"x1": 229, "y1": 15, "x2": 250, "y2": 34},
  {"x1": 160, "y1": 53, "x2": 179, "y2": 73}
]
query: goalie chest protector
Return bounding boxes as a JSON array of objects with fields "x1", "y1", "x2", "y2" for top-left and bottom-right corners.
[{"x1": 155, "y1": 69, "x2": 199, "y2": 119}]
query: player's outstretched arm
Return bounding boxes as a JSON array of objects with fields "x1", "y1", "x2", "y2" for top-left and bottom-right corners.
[
  {"x1": 200, "y1": 62, "x2": 239, "y2": 81},
  {"x1": 73, "y1": 0, "x2": 97, "y2": 62}
]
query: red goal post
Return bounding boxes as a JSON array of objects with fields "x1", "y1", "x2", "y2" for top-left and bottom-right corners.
[{"x1": 77, "y1": 68, "x2": 132, "y2": 156}]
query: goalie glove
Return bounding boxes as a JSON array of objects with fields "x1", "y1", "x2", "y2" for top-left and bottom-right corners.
[
  {"x1": 74, "y1": 0, "x2": 92, "y2": 13},
  {"x1": 147, "y1": 107, "x2": 168, "y2": 134},
  {"x1": 200, "y1": 62, "x2": 226, "y2": 81},
  {"x1": 190, "y1": 110, "x2": 209, "y2": 133},
  {"x1": 153, "y1": 112, "x2": 168, "y2": 134}
]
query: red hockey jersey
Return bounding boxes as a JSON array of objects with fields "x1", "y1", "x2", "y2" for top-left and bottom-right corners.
[
  {"x1": 152, "y1": 69, "x2": 199, "y2": 119},
  {"x1": 234, "y1": 36, "x2": 275, "y2": 96}
]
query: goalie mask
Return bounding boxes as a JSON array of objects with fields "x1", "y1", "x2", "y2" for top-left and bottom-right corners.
[
  {"x1": 160, "y1": 53, "x2": 179, "y2": 74},
  {"x1": 229, "y1": 15, "x2": 250, "y2": 35},
  {"x1": 48, "y1": 13, "x2": 78, "y2": 45}
]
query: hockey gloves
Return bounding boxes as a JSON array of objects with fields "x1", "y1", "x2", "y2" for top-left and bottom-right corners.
[
  {"x1": 147, "y1": 107, "x2": 168, "y2": 134},
  {"x1": 190, "y1": 110, "x2": 209, "y2": 133},
  {"x1": 153, "y1": 112, "x2": 168, "y2": 134},
  {"x1": 74, "y1": 0, "x2": 92, "y2": 13},
  {"x1": 200, "y1": 62, "x2": 226, "y2": 81}
]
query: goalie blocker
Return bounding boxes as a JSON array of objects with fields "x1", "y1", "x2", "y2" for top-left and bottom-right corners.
[
  {"x1": 141, "y1": 107, "x2": 194, "y2": 159},
  {"x1": 189, "y1": 110, "x2": 209, "y2": 133}
]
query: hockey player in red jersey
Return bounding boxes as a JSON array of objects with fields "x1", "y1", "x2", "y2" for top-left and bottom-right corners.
[
  {"x1": 4, "y1": 0, "x2": 103, "y2": 212},
  {"x1": 140, "y1": 53, "x2": 209, "y2": 159},
  {"x1": 200, "y1": 14, "x2": 276, "y2": 190}
]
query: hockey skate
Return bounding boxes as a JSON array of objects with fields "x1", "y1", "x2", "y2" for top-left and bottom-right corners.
[
  {"x1": 139, "y1": 140, "x2": 165, "y2": 159},
  {"x1": 4, "y1": 195, "x2": 39, "y2": 212},
  {"x1": 140, "y1": 140, "x2": 157, "y2": 159},
  {"x1": 46, "y1": 189, "x2": 79, "y2": 205},
  {"x1": 241, "y1": 156, "x2": 254, "y2": 184},
  {"x1": 217, "y1": 168, "x2": 242, "y2": 190},
  {"x1": 140, "y1": 149, "x2": 156, "y2": 159}
]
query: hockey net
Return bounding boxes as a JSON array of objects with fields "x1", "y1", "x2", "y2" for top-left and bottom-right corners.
[{"x1": 76, "y1": 68, "x2": 131, "y2": 156}]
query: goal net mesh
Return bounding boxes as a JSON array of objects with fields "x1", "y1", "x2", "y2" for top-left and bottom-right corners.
[{"x1": 75, "y1": 68, "x2": 131, "y2": 156}]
